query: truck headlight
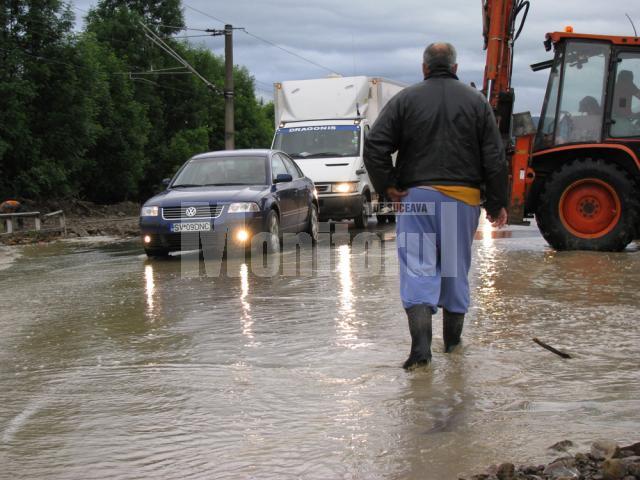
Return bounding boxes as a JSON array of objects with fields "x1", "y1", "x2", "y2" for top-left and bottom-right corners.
[
  {"x1": 141, "y1": 206, "x2": 159, "y2": 217},
  {"x1": 228, "y1": 202, "x2": 260, "y2": 213},
  {"x1": 332, "y1": 182, "x2": 358, "y2": 193}
]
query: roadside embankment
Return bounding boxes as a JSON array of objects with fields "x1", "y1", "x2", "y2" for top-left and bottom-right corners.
[
  {"x1": 460, "y1": 440, "x2": 640, "y2": 480},
  {"x1": 0, "y1": 199, "x2": 140, "y2": 245}
]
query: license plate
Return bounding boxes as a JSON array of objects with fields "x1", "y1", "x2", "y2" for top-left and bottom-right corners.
[{"x1": 170, "y1": 222, "x2": 211, "y2": 233}]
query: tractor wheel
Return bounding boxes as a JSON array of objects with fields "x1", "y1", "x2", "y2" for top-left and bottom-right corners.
[{"x1": 535, "y1": 159, "x2": 639, "y2": 251}]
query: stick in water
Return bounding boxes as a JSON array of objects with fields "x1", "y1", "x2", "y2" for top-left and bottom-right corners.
[{"x1": 532, "y1": 338, "x2": 572, "y2": 359}]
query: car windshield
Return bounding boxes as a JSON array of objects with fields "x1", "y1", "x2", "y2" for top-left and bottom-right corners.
[
  {"x1": 172, "y1": 155, "x2": 267, "y2": 187},
  {"x1": 273, "y1": 125, "x2": 360, "y2": 159}
]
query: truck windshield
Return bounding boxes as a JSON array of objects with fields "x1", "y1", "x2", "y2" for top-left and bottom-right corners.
[{"x1": 273, "y1": 125, "x2": 360, "y2": 158}]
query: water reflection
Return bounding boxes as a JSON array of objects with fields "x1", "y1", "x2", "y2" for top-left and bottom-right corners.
[
  {"x1": 239, "y1": 263, "x2": 254, "y2": 342},
  {"x1": 474, "y1": 217, "x2": 500, "y2": 330},
  {"x1": 335, "y1": 244, "x2": 358, "y2": 347},
  {"x1": 480, "y1": 215, "x2": 494, "y2": 247},
  {"x1": 144, "y1": 264, "x2": 155, "y2": 318}
]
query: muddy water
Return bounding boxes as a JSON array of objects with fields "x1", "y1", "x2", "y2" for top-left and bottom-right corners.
[{"x1": 1, "y1": 223, "x2": 639, "y2": 479}]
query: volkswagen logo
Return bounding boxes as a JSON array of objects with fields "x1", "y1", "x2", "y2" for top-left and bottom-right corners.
[{"x1": 185, "y1": 207, "x2": 197, "y2": 217}]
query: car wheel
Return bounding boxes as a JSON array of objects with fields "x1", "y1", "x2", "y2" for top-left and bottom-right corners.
[
  {"x1": 353, "y1": 195, "x2": 369, "y2": 229},
  {"x1": 266, "y1": 209, "x2": 281, "y2": 253},
  {"x1": 145, "y1": 248, "x2": 170, "y2": 258},
  {"x1": 376, "y1": 213, "x2": 388, "y2": 224},
  {"x1": 306, "y1": 204, "x2": 319, "y2": 243}
]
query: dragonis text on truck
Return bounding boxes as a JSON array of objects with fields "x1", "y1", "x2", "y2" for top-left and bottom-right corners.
[{"x1": 483, "y1": 0, "x2": 640, "y2": 251}]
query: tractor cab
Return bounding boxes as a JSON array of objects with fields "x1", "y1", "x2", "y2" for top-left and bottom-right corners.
[
  {"x1": 522, "y1": 32, "x2": 640, "y2": 251},
  {"x1": 535, "y1": 33, "x2": 640, "y2": 151}
]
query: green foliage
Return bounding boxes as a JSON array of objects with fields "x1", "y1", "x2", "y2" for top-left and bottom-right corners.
[{"x1": 0, "y1": 0, "x2": 275, "y2": 203}]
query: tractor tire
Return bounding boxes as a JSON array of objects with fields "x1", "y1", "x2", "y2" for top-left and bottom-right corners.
[{"x1": 535, "y1": 158, "x2": 639, "y2": 251}]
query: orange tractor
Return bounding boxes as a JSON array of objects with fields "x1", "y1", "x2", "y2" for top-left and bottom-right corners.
[{"x1": 482, "y1": 0, "x2": 640, "y2": 250}]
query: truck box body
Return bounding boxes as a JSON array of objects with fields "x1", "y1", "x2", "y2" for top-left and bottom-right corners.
[{"x1": 271, "y1": 76, "x2": 406, "y2": 224}]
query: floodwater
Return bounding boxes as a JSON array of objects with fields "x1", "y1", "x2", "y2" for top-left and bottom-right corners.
[{"x1": 1, "y1": 220, "x2": 639, "y2": 479}]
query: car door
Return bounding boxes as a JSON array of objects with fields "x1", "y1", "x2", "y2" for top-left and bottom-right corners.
[
  {"x1": 279, "y1": 153, "x2": 309, "y2": 228},
  {"x1": 271, "y1": 153, "x2": 297, "y2": 232}
]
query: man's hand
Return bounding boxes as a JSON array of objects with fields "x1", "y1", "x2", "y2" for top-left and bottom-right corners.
[
  {"x1": 386, "y1": 187, "x2": 408, "y2": 203},
  {"x1": 486, "y1": 207, "x2": 508, "y2": 228}
]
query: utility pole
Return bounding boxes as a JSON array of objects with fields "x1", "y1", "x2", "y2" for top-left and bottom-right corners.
[{"x1": 224, "y1": 24, "x2": 234, "y2": 150}]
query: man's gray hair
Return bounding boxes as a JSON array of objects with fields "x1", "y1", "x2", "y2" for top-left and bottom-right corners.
[{"x1": 423, "y1": 42, "x2": 457, "y2": 70}]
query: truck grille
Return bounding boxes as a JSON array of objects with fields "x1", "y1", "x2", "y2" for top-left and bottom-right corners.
[{"x1": 162, "y1": 205, "x2": 223, "y2": 220}]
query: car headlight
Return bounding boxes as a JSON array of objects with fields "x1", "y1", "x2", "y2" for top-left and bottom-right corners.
[
  {"x1": 228, "y1": 202, "x2": 260, "y2": 213},
  {"x1": 332, "y1": 182, "x2": 358, "y2": 193},
  {"x1": 141, "y1": 206, "x2": 159, "y2": 217}
]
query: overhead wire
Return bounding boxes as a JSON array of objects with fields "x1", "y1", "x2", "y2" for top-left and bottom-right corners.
[{"x1": 182, "y1": 2, "x2": 341, "y2": 75}]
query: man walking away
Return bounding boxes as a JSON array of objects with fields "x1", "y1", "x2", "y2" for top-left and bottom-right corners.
[{"x1": 364, "y1": 42, "x2": 508, "y2": 369}]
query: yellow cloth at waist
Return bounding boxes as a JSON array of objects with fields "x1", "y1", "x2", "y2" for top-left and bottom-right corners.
[{"x1": 419, "y1": 185, "x2": 481, "y2": 206}]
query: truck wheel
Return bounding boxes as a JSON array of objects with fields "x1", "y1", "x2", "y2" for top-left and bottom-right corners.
[
  {"x1": 535, "y1": 159, "x2": 639, "y2": 251},
  {"x1": 354, "y1": 195, "x2": 369, "y2": 229}
]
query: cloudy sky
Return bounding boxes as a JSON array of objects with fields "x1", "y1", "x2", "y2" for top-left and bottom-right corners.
[{"x1": 74, "y1": 0, "x2": 639, "y2": 114}]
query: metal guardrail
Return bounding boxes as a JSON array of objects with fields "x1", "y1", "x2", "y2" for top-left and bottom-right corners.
[{"x1": 0, "y1": 210, "x2": 66, "y2": 236}]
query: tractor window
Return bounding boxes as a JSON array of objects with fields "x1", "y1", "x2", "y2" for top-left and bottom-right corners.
[
  {"x1": 555, "y1": 42, "x2": 610, "y2": 146},
  {"x1": 610, "y1": 53, "x2": 640, "y2": 138},
  {"x1": 536, "y1": 50, "x2": 563, "y2": 150}
]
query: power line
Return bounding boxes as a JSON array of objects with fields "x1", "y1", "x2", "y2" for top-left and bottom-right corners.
[
  {"x1": 241, "y1": 30, "x2": 339, "y2": 75},
  {"x1": 173, "y1": 34, "x2": 218, "y2": 39},
  {"x1": 183, "y1": 4, "x2": 227, "y2": 25},
  {"x1": 120, "y1": 71, "x2": 192, "y2": 75},
  {"x1": 139, "y1": 20, "x2": 223, "y2": 95},
  {"x1": 182, "y1": 2, "x2": 340, "y2": 75},
  {"x1": 158, "y1": 24, "x2": 213, "y2": 33}
]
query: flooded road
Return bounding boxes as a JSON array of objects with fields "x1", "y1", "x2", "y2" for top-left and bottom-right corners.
[{"x1": 1, "y1": 221, "x2": 639, "y2": 479}]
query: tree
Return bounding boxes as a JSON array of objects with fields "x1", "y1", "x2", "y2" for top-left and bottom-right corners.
[
  {"x1": 0, "y1": 0, "x2": 276, "y2": 203},
  {"x1": 0, "y1": 0, "x2": 99, "y2": 198},
  {"x1": 76, "y1": 33, "x2": 150, "y2": 203}
]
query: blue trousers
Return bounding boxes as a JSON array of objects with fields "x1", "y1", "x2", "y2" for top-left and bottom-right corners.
[{"x1": 396, "y1": 188, "x2": 480, "y2": 314}]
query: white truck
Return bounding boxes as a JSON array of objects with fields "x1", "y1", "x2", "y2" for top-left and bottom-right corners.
[{"x1": 271, "y1": 75, "x2": 406, "y2": 227}]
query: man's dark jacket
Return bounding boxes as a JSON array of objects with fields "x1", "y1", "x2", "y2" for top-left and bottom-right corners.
[{"x1": 363, "y1": 69, "x2": 508, "y2": 217}]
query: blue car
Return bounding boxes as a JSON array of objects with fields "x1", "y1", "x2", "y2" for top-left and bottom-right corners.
[{"x1": 140, "y1": 149, "x2": 319, "y2": 257}]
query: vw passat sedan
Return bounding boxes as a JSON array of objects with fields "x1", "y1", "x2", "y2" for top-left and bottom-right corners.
[{"x1": 140, "y1": 149, "x2": 319, "y2": 257}]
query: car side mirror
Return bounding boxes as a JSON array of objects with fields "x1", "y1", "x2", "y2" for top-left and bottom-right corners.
[
  {"x1": 274, "y1": 173, "x2": 293, "y2": 183},
  {"x1": 162, "y1": 178, "x2": 171, "y2": 187}
]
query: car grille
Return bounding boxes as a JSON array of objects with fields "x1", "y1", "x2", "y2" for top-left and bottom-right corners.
[
  {"x1": 162, "y1": 205, "x2": 223, "y2": 220},
  {"x1": 315, "y1": 184, "x2": 330, "y2": 193}
]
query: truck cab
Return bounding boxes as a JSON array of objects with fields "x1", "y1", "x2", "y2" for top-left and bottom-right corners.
[
  {"x1": 272, "y1": 119, "x2": 372, "y2": 227},
  {"x1": 271, "y1": 76, "x2": 405, "y2": 228}
]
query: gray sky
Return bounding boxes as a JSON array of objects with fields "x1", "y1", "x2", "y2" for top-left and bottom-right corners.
[{"x1": 74, "y1": 0, "x2": 639, "y2": 114}]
